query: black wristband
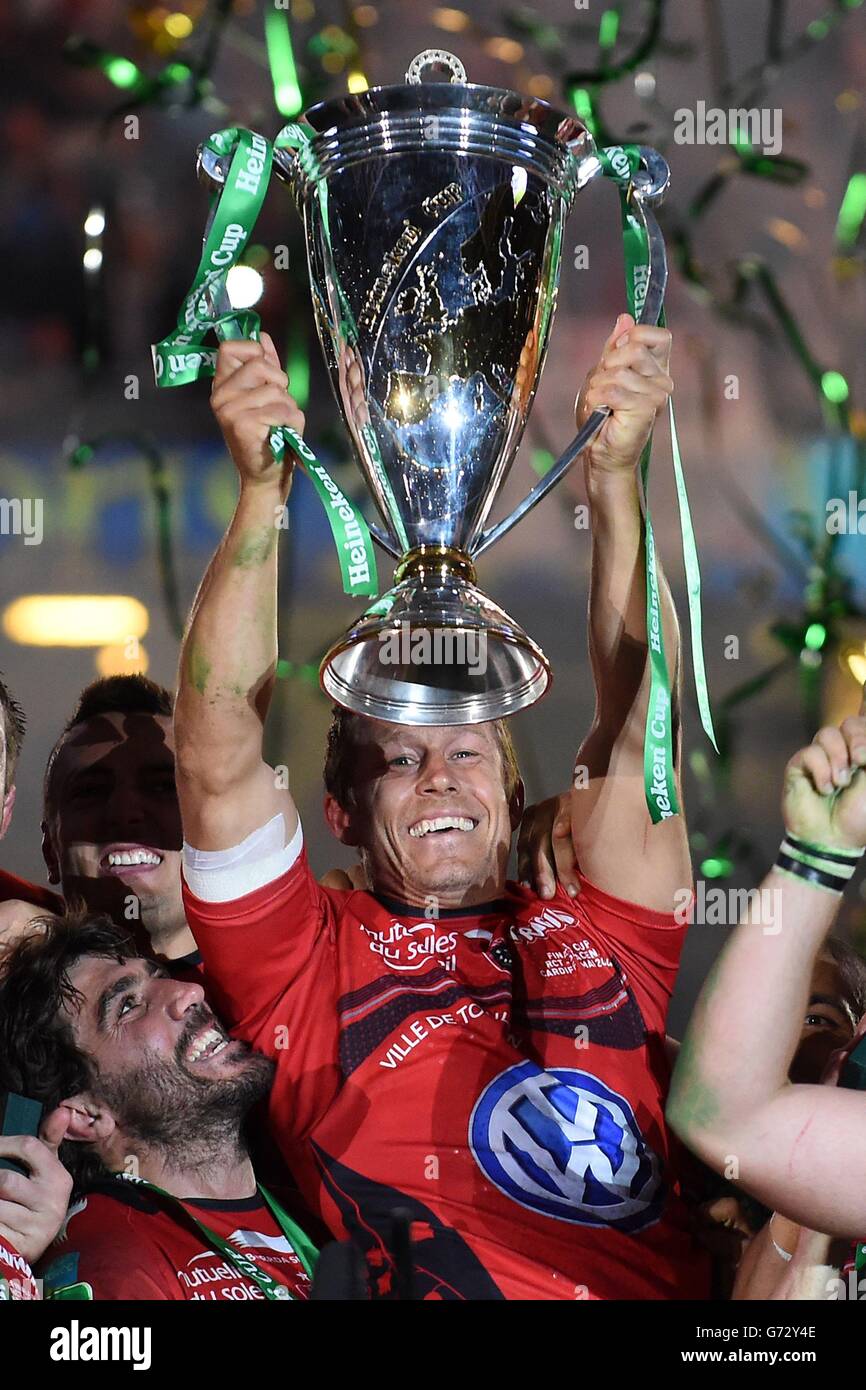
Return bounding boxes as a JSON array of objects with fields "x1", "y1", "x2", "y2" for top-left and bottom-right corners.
[
  {"x1": 783, "y1": 833, "x2": 863, "y2": 868},
  {"x1": 775, "y1": 850, "x2": 848, "y2": 894}
]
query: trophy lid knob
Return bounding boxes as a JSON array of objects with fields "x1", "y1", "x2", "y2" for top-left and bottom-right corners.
[{"x1": 405, "y1": 50, "x2": 467, "y2": 85}]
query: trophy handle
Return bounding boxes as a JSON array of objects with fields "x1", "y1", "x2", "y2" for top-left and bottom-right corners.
[
  {"x1": 367, "y1": 523, "x2": 402, "y2": 558},
  {"x1": 405, "y1": 50, "x2": 467, "y2": 84},
  {"x1": 272, "y1": 146, "x2": 300, "y2": 185},
  {"x1": 473, "y1": 147, "x2": 669, "y2": 560},
  {"x1": 196, "y1": 141, "x2": 232, "y2": 192}
]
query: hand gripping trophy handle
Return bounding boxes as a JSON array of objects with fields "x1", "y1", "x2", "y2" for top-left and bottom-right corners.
[{"x1": 474, "y1": 146, "x2": 670, "y2": 558}]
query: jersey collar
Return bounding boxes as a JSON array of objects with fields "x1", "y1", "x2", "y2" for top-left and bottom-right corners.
[{"x1": 371, "y1": 890, "x2": 510, "y2": 920}]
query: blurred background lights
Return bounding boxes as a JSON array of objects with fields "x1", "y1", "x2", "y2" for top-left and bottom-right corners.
[
  {"x1": 431, "y1": 8, "x2": 471, "y2": 32},
  {"x1": 264, "y1": 5, "x2": 303, "y2": 117},
  {"x1": 766, "y1": 217, "x2": 807, "y2": 250},
  {"x1": 598, "y1": 8, "x2": 620, "y2": 48},
  {"x1": 84, "y1": 208, "x2": 105, "y2": 238},
  {"x1": 3, "y1": 596, "x2": 150, "y2": 647},
  {"x1": 821, "y1": 370, "x2": 850, "y2": 403},
  {"x1": 483, "y1": 36, "x2": 524, "y2": 63},
  {"x1": 225, "y1": 264, "x2": 265, "y2": 310},
  {"x1": 843, "y1": 645, "x2": 866, "y2": 686},
  {"x1": 104, "y1": 56, "x2": 140, "y2": 88},
  {"x1": 526, "y1": 74, "x2": 554, "y2": 99},
  {"x1": 164, "y1": 12, "x2": 194, "y2": 40}
]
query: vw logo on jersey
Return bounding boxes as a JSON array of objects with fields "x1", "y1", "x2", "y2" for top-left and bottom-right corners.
[{"x1": 469, "y1": 1061, "x2": 663, "y2": 1231}]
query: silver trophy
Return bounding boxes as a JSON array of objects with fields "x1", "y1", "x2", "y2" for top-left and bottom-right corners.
[{"x1": 203, "y1": 51, "x2": 670, "y2": 724}]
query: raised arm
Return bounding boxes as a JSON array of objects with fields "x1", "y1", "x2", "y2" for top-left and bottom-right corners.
[
  {"x1": 667, "y1": 705, "x2": 866, "y2": 1237},
  {"x1": 174, "y1": 335, "x2": 304, "y2": 851},
  {"x1": 567, "y1": 315, "x2": 688, "y2": 911}
]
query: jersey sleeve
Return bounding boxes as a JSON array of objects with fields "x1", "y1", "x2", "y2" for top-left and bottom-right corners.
[
  {"x1": 181, "y1": 814, "x2": 340, "y2": 1068},
  {"x1": 572, "y1": 871, "x2": 688, "y2": 1035}
]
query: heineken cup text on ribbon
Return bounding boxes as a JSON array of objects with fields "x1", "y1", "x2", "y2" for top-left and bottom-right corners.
[{"x1": 151, "y1": 126, "x2": 377, "y2": 600}]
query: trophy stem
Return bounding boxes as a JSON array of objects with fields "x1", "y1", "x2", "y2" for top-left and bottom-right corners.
[
  {"x1": 319, "y1": 552, "x2": 551, "y2": 725},
  {"x1": 394, "y1": 546, "x2": 477, "y2": 588}
]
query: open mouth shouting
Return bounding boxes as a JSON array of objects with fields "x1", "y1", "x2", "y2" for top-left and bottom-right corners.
[
  {"x1": 408, "y1": 815, "x2": 478, "y2": 839},
  {"x1": 99, "y1": 843, "x2": 165, "y2": 878}
]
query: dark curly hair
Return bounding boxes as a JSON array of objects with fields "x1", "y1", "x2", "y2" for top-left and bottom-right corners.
[
  {"x1": 826, "y1": 935, "x2": 866, "y2": 1029},
  {"x1": 43, "y1": 674, "x2": 175, "y2": 810},
  {"x1": 0, "y1": 909, "x2": 137, "y2": 1195}
]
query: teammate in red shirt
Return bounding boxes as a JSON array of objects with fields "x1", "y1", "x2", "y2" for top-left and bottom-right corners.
[
  {"x1": 41, "y1": 676, "x2": 200, "y2": 968},
  {"x1": 0, "y1": 672, "x2": 63, "y2": 945},
  {"x1": 0, "y1": 1236, "x2": 39, "y2": 1300},
  {"x1": 40, "y1": 1179, "x2": 313, "y2": 1301},
  {"x1": 175, "y1": 325, "x2": 709, "y2": 1299},
  {"x1": 0, "y1": 911, "x2": 316, "y2": 1301},
  {"x1": 0, "y1": 674, "x2": 208, "y2": 975}
]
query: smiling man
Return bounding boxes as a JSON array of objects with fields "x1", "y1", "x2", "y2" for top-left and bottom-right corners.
[
  {"x1": 42, "y1": 676, "x2": 198, "y2": 967},
  {"x1": 0, "y1": 673, "x2": 63, "y2": 946},
  {"x1": 0, "y1": 911, "x2": 316, "y2": 1300},
  {"x1": 175, "y1": 325, "x2": 708, "y2": 1300}
]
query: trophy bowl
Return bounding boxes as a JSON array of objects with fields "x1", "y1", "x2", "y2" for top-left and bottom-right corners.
[{"x1": 270, "y1": 50, "x2": 669, "y2": 724}]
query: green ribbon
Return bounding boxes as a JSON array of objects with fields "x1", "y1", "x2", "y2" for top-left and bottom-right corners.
[
  {"x1": 152, "y1": 126, "x2": 378, "y2": 598},
  {"x1": 41, "y1": 1178, "x2": 318, "y2": 1295},
  {"x1": 597, "y1": 144, "x2": 717, "y2": 823}
]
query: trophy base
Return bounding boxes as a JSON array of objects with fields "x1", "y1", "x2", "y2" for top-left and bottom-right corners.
[{"x1": 320, "y1": 547, "x2": 551, "y2": 725}]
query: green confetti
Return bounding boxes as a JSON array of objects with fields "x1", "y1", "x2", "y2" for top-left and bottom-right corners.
[
  {"x1": 265, "y1": 7, "x2": 303, "y2": 118},
  {"x1": 700, "y1": 856, "x2": 735, "y2": 880},
  {"x1": 835, "y1": 173, "x2": 866, "y2": 247},
  {"x1": 598, "y1": 9, "x2": 621, "y2": 50},
  {"x1": 821, "y1": 370, "x2": 849, "y2": 404}
]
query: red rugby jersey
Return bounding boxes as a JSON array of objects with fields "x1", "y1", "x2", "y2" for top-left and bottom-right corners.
[
  {"x1": 0, "y1": 1236, "x2": 39, "y2": 1300},
  {"x1": 183, "y1": 849, "x2": 709, "y2": 1301},
  {"x1": 39, "y1": 1182, "x2": 312, "y2": 1301},
  {"x1": 0, "y1": 869, "x2": 62, "y2": 913}
]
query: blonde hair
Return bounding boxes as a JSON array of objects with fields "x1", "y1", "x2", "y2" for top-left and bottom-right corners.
[{"x1": 323, "y1": 707, "x2": 521, "y2": 809}]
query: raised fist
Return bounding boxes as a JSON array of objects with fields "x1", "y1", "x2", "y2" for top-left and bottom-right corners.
[
  {"x1": 575, "y1": 314, "x2": 673, "y2": 475},
  {"x1": 210, "y1": 332, "x2": 305, "y2": 488},
  {"x1": 782, "y1": 696, "x2": 866, "y2": 851}
]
